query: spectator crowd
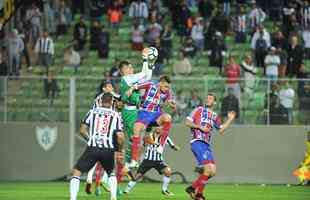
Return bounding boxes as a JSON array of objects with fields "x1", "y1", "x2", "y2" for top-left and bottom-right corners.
[{"x1": 0, "y1": 0, "x2": 310, "y2": 125}]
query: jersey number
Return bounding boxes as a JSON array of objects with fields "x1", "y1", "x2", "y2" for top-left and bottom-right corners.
[{"x1": 95, "y1": 114, "x2": 110, "y2": 135}]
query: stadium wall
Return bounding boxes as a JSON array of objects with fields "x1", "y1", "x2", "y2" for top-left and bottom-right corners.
[
  {"x1": 0, "y1": 123, "x2": 307, "y2": 184},
  {"x1": 0, "y1": 123, "x2": 71, "y2": 181},
  {"x1": 164, "y1": 125, "x2": 307, "y2": 184}
]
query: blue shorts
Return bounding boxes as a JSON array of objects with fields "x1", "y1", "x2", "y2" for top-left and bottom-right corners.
[
  {"x1": 136, "y1": 110, "x2": 161, "y2": 127},
  {"x1": 191, "y1": 140, "x2": 215, "y2": 166}
]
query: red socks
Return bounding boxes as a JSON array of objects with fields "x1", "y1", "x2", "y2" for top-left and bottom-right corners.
[
  {"x1": 159, "y1": 121, "x2": 172, "y2": 146},
  {"x1": 131, "y1": 135, "x2": 141, "y2": 161},
  {"x1": 116, "y1": 162, "x2": 124, "y2": 183},
  {"x1": 192, "y1": 175, "x2": 209, "y2": 193},
  {"x1": 95, "y1": 163, "x2": 103, "y2": 187}
]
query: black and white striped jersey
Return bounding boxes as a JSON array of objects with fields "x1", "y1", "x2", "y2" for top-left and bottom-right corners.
[
  {"x1": 92, "y1": 92, "x2": 121, "y2": 111},
  {"x1": 143, "y1": 134, "x2": 175, "y2": 161},
  {"x1": 83, "y1": 107, "x2": 123, "y2": 149}
]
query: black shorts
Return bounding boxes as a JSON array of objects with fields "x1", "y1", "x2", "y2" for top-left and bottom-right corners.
[
  {"x1": 75, "y1": 147, "x2": 115, "y2": 175},
  {"x1": 137, "y1": 160, "x2": 168, "y2": 175}
]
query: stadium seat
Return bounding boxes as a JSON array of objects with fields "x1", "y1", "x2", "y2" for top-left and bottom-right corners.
[
  {"x1": 7, "y1": 111, "x2": 17, "y2": 121},
  {"x1": 7, "y1": 4, "x2": 309, "y2": 126},
  {"x1": 15, "y1": 110, "x2": 30, "y2": 122}
]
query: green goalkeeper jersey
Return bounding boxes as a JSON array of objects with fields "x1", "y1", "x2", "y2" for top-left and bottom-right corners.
[
  {"x1": 120, "y1": 78, "x2": 140, "y2": 107},
  {"x1": 120, "y1": 61, "x2": 152, "y2": 108}
]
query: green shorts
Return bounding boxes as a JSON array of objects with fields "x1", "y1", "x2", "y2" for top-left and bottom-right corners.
[{"x1": 122, "y1": 108, "x2": 138, "y2": 163}]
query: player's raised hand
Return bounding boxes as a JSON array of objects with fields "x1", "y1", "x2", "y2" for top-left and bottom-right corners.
[
  {"x1": 142, "y1": 47, "x2": 149, "y2": 60},
  {"x1": 167, "y1": 100, "x2": 177, "y2": 110},
  {"x1": 227, "y1": 111, "x2": 236, "y2": 120},
  {"x1": 142, "y1": 47, "x2": 158, "y2": 69}
]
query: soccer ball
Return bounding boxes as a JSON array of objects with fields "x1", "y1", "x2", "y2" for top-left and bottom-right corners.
[{"x1": 147, "y1": 47, "x2": 158, "y2": 61}]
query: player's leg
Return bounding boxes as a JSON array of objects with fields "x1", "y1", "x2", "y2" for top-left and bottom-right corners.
[
  {"x1": 70, "y1": 147, "x2": 97, "y2": 200},
  {"x1": 114, "y1": 151, "x2": 125, "y2": 196},
  {"x1": 122, "y1": 109, "x2": 136, "y2": 164},
  {"x1": 160, "y1": 166, "x2": 174, "y2": 196},
  {"x1": 131, "y1": 121, "x2": 145, "y2": 160},
  {"x1": 70, "y1": 169, "x2": 82, "y2": 200},
  {"x1": 130, "y1": 111, "x2": 150, "y2": 165},
  {"x1": 123, "y1": 109, "x2": 143, "y2": 169},
  {"x1": 86, "y1": 164, "x2": 96, "y2": 184},
  {"x1": 123, "y1": 172, "x2": 143, "y2": 194},
  {"x1": 108, "y1": 172, "x2": 118, "y2": 200},
  {"x1": 95, "y1": 163, "x2": 104, "y2": 196},
  {"x1": 124, "y1": 160, "x2": 151, "y2": 194},
  {"x1": 116, "y1": 152, "x2": 125, "y2": 183},
  {"x1": 101, "y1": 170, "x2": 110, "y2": 192},
  {"x1": 156, "y1": 113, "x2": 172, "y2": 152},
  {"x1": 122, "y1": 109, "x2": 137, "y2": 167},
  {"x1": 85, "y1": 163, "x2": 97, "y2": 194},
  {"x1": 99, "y1": 149, "x2": 117, "y2": 200},
  {"x1": 95, "y1": 163, "x2": 103, "y2": 186},
  {"x1": 191, "y1": 163, "x2": 216, "y2": 200},
  {"x1": 186, "y1": 141, "x2": 215, "y2": 200}
]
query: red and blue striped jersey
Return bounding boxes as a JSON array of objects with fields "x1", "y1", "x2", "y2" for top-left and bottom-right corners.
[
  {"x1": 186, "y1": 106, "x2": 222, "y2": 144},
  {"x1": 137, "y1": 81, "x2": 173, "y2": 112}
]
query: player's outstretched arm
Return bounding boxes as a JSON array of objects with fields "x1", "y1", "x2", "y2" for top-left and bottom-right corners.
[
  {"x1": 133, "y1": 81, "x2": 153, "y2": 90},
  {"x1": 123, "y1": 81, "x2": 152, "y2": 104},
  {"x1": 128, "y1": 60, "x2": 152, "y2": 83},
  {"x1": 123, "y1": 48, "x2": 154, "y2": 86},
  {"x1": 141, "y1": 50, "x2": 153, "y2": 80},
  {"x1": 115, "y1": 131, "x2": 125, "y2": 152},
  {"x1": 142, "y1": 61, "x2": 152, "y2": 81},
  {"x1": 167, "y1": 136, "x2": 180, "y2": 151},
  {"x1": 123, "y1": 86, "x2": 140, "y2": 105},
  {"x1": 80, "y1": 123, "x2": 89, "y2": 141},
  {"x1": 167, "y1": 137, "x2": 180, "y2": 151},
  {"x1": 219, "y1": 111, "x2": 236, "y2": 135},
  {"x1": 167, "y1": 100, "x2": 177, "y2": 111}
]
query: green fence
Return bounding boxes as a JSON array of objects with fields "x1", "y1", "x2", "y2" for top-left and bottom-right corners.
[{"x1": 0, "y1": 76, "x2": 309, "y2": 125}]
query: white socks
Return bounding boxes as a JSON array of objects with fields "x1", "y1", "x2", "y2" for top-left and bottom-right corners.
[
  {"x1": 102, "y1": 171, "x2": 109, "y2": 185},
  {"x1": 70, "y1": 176, "x2": 80, "y2": 200},
  {"x1": 124, "y1": 176, "x2": 170, "y2": 193},
  {"x1": 162, "y1": 176, "x2": 170, "y2": 191},
  {"x1": 86, "y1": 164, "x2": 96, "y2": 183},
  {"x1": 109, "y1": 175, "x2": 118, "y2": 200},
  {"x1": 125, "y1": 181, "x2": 137, "y2": 193}
]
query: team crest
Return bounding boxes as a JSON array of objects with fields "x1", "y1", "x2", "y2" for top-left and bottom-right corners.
[{"x1": 36, "y1": 126, "x2": 58, "y2": 151}]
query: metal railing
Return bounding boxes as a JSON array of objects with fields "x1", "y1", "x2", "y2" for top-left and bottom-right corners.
[{"x1": 0, "y1": 76, "x2": 310, "y2": 125}]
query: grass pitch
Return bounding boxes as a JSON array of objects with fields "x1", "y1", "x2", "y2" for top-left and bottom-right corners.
[{"x1": 0, "y1": 182, "x2": 309, "y2": 200}]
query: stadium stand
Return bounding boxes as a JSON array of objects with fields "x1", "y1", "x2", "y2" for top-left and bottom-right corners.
[{"x1": 1, "y1": 0, "x2": 310, "y2": 125}]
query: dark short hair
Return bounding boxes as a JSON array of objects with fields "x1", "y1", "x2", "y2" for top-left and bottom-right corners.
[
  {"x1": 103, "y1": 79, "x2": 112, "y2": 86},
  {"x1": 207, "y1": 93, "x2": 217, "y2": 102},
  {"x1": 101, "y1": 93, "x2": 113, "y2": 105},
  {"x1": 146, "y1": 124, "x2": 160, "y2": 133},
  {"x1": 118, "y1": 60, "x2": 130, "y2": 71},
  {"x1": 99, "y1": 80, "x2": 112, "y2": 90},
  {"x1": 159, "y1": 75, "x2": 171, "y2": 84}
]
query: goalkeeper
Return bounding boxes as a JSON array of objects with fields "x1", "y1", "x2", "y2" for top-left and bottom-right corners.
[{"x1": 119, "y1": 48, "x2": 156, "y2": 169}]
